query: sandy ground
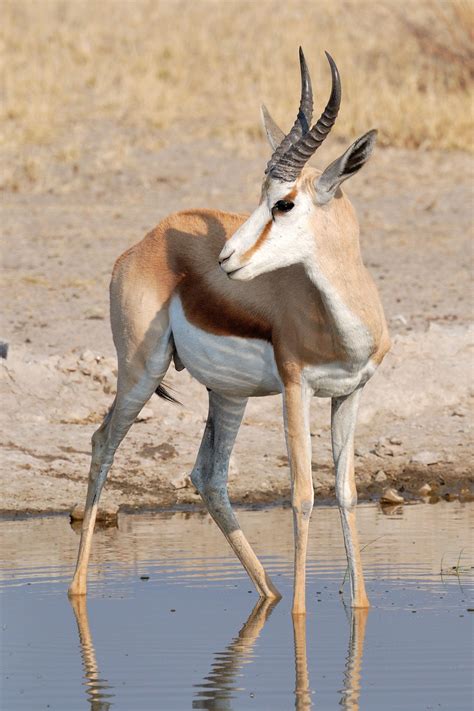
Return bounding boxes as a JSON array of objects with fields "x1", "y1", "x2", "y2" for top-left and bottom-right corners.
[{"x1": 1, "y1": 135, "x2": 473, "y2": 513}]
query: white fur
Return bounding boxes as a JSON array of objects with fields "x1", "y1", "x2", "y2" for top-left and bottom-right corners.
[
  {"x1": 219, "y1": 182, "x2": 314, "y2": 281},
  {"x1": 302, "y1": 261, "x2": 376, "y2": 397},
  {"x1": 170, "y1": 295, "x2": 375, "y2": 400},
  {"x1": 303, "y1": 360, "x2": 376, "y2": 399},
  {"x1": 169, "y1": 296, "x2": 282, "y2": 397}
]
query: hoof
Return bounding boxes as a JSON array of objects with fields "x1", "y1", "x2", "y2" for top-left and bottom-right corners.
[{"x1": 68, "y1": 583, "x2": 87, "y2": 598}]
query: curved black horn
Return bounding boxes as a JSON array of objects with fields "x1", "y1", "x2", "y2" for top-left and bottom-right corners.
[
  {"x1": 265, "y1": 47, "x2": 313, "y2": 175},
  {"x1": 269, "y1": 52, "x2": 341, "y2": 182}
]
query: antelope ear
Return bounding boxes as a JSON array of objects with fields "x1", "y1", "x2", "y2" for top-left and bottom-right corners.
[
  {"x1": 260, "y1": 104, "x2": 285, "y2": 151},
  {"x1": 315, "y1": 129, "x2": 377, "y2": 204}
]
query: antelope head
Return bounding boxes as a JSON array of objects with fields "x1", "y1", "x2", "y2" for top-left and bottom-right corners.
[{"x1": 218, "y1": 49, "x2": 377, "y2": 281}]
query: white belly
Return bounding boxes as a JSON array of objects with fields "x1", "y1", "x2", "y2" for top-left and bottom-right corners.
[{"x1": 169, "y1": 296, "x2": 282, "y2": 397}]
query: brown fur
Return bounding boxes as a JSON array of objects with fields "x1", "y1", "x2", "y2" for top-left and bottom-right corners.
[
  {"x1": 242, "y1": 220, "x2": 272, "y2": 261},
  {"x1": 110, "y1": 169, "x2": 390, "y2": 378}
]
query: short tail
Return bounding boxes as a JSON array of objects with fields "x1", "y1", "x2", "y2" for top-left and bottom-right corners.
[{"x1": 155, "y1": 383, "x2": 181, "y2": 405}]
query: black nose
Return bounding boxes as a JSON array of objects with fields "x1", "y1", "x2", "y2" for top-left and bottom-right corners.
[{"x1": 219, "y1": 251, "x2": 234, "y2": 266}]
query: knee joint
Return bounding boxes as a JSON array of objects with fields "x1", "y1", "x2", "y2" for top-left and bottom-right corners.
[{"x1": 293, "y1": 498, "x2": 314, "y2": 520}]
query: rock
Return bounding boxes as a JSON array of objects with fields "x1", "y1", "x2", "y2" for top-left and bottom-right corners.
[
  {"x1": 0, "y1": 341, "x2": 9, "y2": 359},
  {"x1": 392, "y1": 314, "x2": 408, "y2": 325},
  {"x1": 354, "y1": 447, "x2": 367, "y2": 458},
  {"x1": 70, "y1": 502, "x2": 119, "y2": 523},
  {"x1": 136, "y1": 407, "x2": 154, "y2": 422},
  {"x1": 389, "y1": 437, "x2": 402, "y2": 445},
  {"x1": 380, "y1": 487, "x2": 404, "y2": 504},
  {"x1": 375, "y1": 470, "x2": 388, "y2": 483},
  {"x1": 170, "y1": 473, "x2": 191, "y2": 490},
  {"x1": 410, "y1": 451, "x2": 441, "y2": 466},
  {"x1": 79, "y1": 349, "x2": 96, "y2": 363},
  {"x1": 418, "y1": 483, "x2": 432, "y2": 496}
]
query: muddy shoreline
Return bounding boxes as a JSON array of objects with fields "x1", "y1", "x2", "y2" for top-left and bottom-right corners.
[{"x1": 0, "y1": 466, "x2": 472, "y2": 518}]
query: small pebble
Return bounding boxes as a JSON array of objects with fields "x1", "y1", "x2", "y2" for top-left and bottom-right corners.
[
  {"x1": 170, "y1": 473, "x2": 191, "y2": 490},
  {"x1": 418, "y1": 483, "x2": 432, "y2": 496},
  {"x1": 410, "y1": 451, "x2": 440, "y2": 466},
  {"x1": 375, "y1": 470, "x2": 388, "y2": 483},
  {"x1": 380, "y1": 487, "x2": 404, "y2": 504}
]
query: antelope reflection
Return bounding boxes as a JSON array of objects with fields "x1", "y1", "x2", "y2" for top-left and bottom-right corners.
[
  {"x1": 192, "y1": 597, "x2": 277, "y2": 709},
  {"x1": 193, "y1": 601, "x2": 369, "y2": 710},
  {"x1": 70, "y1": 594, "x2": 368, "y2": 710},
  {"x1": 339, "y1": 607, "x2": 369, "y2": 711},
  {"x1": 70, "y1": 596, "x2": 114, "y2": 711}
]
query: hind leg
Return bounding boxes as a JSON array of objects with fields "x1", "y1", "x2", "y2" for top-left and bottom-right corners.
[
  {"x1": 191, "y1": 391, "x2": 280, "y2": 599},
  {"x1": 331, "y1": 389, "x2": 370, "y2": 608},
  {"x1": 69, "y1": 329, "x2": 173, "y2": 597}
]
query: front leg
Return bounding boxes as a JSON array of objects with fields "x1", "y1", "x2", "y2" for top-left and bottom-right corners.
[
  {"x1": 331, "y1": 388, "x2": 369, "y2": 608},
  {"x1": 283, "y1": 380, "x2": 313, "y2": 616}
]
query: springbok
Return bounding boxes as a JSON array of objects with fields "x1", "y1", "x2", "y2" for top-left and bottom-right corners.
[{"x1": 69, "y1": 49, "x2": 390, "y2": 614}]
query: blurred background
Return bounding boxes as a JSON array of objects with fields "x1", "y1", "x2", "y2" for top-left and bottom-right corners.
[{"x1": 1, "y1": 0, "x2": 472, "y2": 192}]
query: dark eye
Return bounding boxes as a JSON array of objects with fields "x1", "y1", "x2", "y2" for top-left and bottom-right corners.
[{"x1": 273, "y1": 200, "x2": 294, "y2": 213}]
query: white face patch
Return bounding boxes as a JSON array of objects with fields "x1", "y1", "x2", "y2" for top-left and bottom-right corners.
[{"x1": 218, "y1": 179, "x2": 315, "y2": 281}]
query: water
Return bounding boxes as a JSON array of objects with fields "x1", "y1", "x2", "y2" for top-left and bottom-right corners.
[{"x1": 1, "y1": 502, "x2": 473, "y2": 710}]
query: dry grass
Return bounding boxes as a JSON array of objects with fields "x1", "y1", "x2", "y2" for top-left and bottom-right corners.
[{"x1": 1, "y1": 0, "x2": 472, "y2": 190}]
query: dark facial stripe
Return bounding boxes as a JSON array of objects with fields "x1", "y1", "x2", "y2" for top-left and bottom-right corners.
[{"x1": 241, "y1": 221, "x2": 272, "y2": 261}]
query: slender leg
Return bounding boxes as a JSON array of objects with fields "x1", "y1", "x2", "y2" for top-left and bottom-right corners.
[
  {"x1": 331, "y1": 388, "x2": 369, "y2": 608},
  {"x1": 69, "y1": 338, "x2": 172, "y2": 597},
  {"x1": 191, "y1": 391, "x2": 280, "y2": 600},
  {"x1": 283, "y1": 381, "x2": 313, "y2": 616}
]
